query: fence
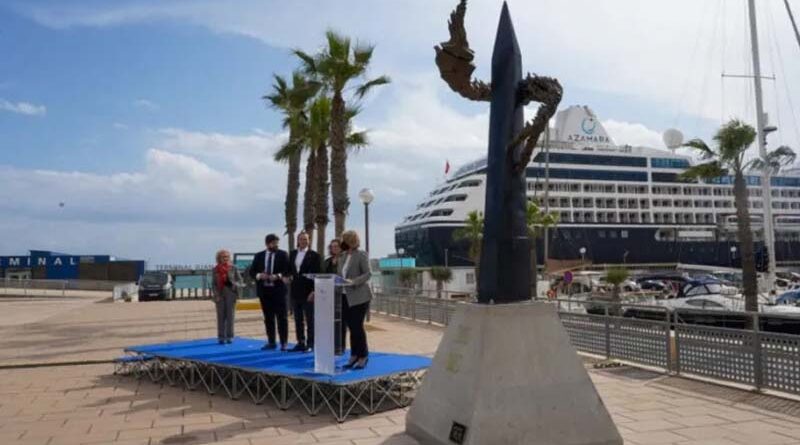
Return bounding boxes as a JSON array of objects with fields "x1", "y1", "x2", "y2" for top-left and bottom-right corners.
[
  {"x1": 371, "y1": 289, "x2": 800, "y2": 397},
  {"x1": 0, "y1": 278, "x2": 123, "y2": 295}
]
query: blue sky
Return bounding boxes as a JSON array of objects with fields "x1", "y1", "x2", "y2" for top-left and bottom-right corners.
[{"x1": 1, "y1": 0, "x2": 798, "y2": 264}]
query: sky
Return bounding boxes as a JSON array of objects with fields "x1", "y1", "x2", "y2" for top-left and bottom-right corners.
[{"x1": 1, "y1": 0, "x2": 799, "y2": 265}]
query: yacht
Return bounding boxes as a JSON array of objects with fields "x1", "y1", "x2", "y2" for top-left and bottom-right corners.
[{"x1": 395, "y1": 105, "x2": 800, "y2": 268}]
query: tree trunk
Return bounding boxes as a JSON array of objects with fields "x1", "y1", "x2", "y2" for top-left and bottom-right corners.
[
  {"x1": 303, "y1": 149, "x2": 317, "y2": 241},
  {"x1": 314, "y1": 143, "x2": 330, "y2": 256},
  {"x1": 530, "y1": 236, "x2": 538, "y2": 299},
  {"x1": 436, "y1": 280, "x2": 443, "y2": 299},
  {"x1": 734, "y1": 171, "x2": 759, "y2": 313},
  {"x1": 330, "y1": 91, "x2": 349, "y2": 237},
  {"x1": 284, "y1": 138, "x2": 300, "y2": 253}
]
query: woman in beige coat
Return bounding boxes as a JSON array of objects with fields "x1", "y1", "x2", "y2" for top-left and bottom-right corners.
[{"x1": 338, "y1": 231, "x2": 373, "y2": 369}]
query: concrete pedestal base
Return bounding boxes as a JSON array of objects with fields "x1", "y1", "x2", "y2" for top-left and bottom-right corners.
[{"x1": 406, "y1": 301, "x2": 622, "y2": 445}]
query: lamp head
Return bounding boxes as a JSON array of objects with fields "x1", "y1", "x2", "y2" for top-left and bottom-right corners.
[{"x1": 358, "y1": 188, "x2": 375, "y2": 205}]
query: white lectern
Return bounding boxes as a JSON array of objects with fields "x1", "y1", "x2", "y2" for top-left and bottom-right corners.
[{"x1": 304, "y1": 274, "x2": 347, "y2": 374}]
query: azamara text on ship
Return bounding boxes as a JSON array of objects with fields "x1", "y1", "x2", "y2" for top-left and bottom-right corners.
[{"x1": 395, "y1": 105, "x2": 800, "y2": 269}]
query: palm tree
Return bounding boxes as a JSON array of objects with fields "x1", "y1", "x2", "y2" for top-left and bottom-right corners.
[
  {"x1": 453, "y1": 210, "x2": 484, "y2": 290},
  {"x1": 292, "y1": 96, "x2": 368, "y2": 255},
  {"x1": 429, "y1": 266, "x2": 453, "y2": 298},
  {"x1": 680, "y1": 119, "x2": 796, "y2": 312},
  {"x1": 526, "y1": 201, "x2": 559, "y2": 298},
  {"x1": 295, "y1": 31, "x2": 390, "y2": 236},
  {"x1": 605, "y1": 267, "x2": 629, "y2": 314},
  {"x1": 264, "y1": 72, "x2": 319, "y2": 251}
]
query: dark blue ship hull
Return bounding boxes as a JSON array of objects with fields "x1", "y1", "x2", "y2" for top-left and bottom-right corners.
[{"x1": 396, "y1": 225, "x2": 800, "y2": 269}]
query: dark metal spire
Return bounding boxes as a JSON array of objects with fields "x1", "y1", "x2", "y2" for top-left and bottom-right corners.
[{"x1": 478, "y1": 1, "x2": 529, "y2": 303}]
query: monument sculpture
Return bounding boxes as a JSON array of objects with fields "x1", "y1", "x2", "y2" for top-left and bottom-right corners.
[
  {"x1": 435, "y1": 0, "x2": 562, "y2": 303},
  {"x1": 406, "y1": 2, "x2": 624, "y2": 443}
]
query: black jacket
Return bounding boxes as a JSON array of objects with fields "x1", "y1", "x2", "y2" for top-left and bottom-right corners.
[
  {"x1": 249, "y1": 249, "x2": 290, "y2": 297},
  {"x1": 289, "y1": 249, "x2": 321, "y2": 301}
]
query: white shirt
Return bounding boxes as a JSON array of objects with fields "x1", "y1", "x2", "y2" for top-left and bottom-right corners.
[
  {"x1": 342, "y1": 253, "x2": 352, "y2": 279},
  {"x1": 264, "y1": 249, "x2": 273, "y2": 287},
  {"x1": 295, "y1": 248, "x2": 307, "y2": 272}
]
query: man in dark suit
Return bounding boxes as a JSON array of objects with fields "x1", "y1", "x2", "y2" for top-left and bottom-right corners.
[
  {"x1": 288, "y1": 231, "x2": 321, "y2": 352},
  {"x1": 248, "y1": 233, "x2": 290, "y2": 351}
]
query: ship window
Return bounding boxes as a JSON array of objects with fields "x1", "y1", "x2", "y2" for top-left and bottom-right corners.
[
  {"x1": 458, "y1": 180, "x2": 482, "y2": 188},
  {"x1": 526, "y1": 168, "x2": 648, "y2": 182},
  {"x1": 621, "y1": 230, "x2": 628, "y2": 238},
  {"x1": 651, "y1": 158, "x2": 691, "y2": 169},
  {"x1": 533, "y1": 152, "x2": 647, "y2": 167},
  {"x1": 609, "y1": 231, "x2": 617, "y2": 238},
  {"x1": 598, "y1": 230, "x2": 606, "y2": 238}
]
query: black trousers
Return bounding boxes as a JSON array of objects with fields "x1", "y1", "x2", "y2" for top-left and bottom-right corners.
[
  {"x1": 292, "y1": 299, "x2": 314, "y2": 346},
  {"x1": 343, "y1": 295, "x2": 369, "y2": 358},
  {"x1": 259, "y1": 290, "x2": 288, "y2": 345}
]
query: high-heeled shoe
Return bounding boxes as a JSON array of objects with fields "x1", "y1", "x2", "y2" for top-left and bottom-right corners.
[
  {"x1": 352, "y1": 357, "x2": 369, "y2": 370},
  {"x1": 343, "y1": 357, "x2": 359, "y2": 369}
]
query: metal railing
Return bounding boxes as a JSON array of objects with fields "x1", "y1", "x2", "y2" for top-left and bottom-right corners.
[
  {"x1": 371, "y1": 289, "x2": 800, "y2": 396},
  {"x1": 0, "y1": 278, "x2": 123, "y2": 295}
]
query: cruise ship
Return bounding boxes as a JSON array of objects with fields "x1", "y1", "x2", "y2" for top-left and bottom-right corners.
[{"x1": 395, "y1": 106, "x2": 800, "y2": 268}]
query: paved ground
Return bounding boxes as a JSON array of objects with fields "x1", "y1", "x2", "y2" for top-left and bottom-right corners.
[{"x1": 1, "y1": 298, "x2": 799, "y2": 444}]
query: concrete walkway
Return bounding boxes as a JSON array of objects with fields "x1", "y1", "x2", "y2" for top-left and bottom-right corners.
[{"x1": 1, "y1": 299, "x2": 799, "y2": 444}]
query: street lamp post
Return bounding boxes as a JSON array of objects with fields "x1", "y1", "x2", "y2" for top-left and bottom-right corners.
[{"x1": 358, "y1": 188, "x2": 374, "y2": 256}]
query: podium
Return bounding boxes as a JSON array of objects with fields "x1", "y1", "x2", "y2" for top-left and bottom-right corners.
[{"x1": 304, "y1": 274, "x2": 347, "y2": 374}]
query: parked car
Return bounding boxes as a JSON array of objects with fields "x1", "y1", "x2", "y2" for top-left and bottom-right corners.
[
  {"x1": 138, "y1": 271, "x2": 173, "y2": 301},
  {"x1": 775, "y1": 290, "x2": 800, "y2": 306}
]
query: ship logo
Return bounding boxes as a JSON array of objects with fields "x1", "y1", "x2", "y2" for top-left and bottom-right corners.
[{"x1": 581, "y1": 117, "x2": 597, "y2": 135}]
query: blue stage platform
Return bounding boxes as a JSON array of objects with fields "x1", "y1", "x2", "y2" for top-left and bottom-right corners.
[{"x1": 115, "y1": 337, "x2": 431, "y2": 421}]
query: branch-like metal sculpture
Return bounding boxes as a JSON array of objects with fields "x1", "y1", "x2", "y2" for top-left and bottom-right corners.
[
  {"x1": 435, "y1": 0, "x2": 563, "y2": 303},
  {"x1": 434, "y1": 0, "x2": 491, "y2": 102}
]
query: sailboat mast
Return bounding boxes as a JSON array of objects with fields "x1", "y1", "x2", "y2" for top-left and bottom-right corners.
[
  {"x1": 747, "y1": 0, "x2": 776, "y2": 292},
  {"x1": 784, "y1": 0, "x2": 800, "y2": 53}
]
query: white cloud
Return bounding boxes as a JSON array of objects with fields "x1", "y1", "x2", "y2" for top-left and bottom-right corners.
[
  {"x1": 0, "y1": 98, "x2": 46, "y2": 116},
  {"x1": 603, "y1": 120, "x2": 665, "y2": 149},
  {"x1": 133, "y1": 98, "x2": 159, "y2": 111}
]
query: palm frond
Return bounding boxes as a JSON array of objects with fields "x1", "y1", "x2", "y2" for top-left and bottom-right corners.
[
  {"x1": 679, "y1": 161, "x2": 727, "y2": 181},
  {"x1": 715, "y1": 119, "x2": 756, "y2": 161},
  {"x1": 325, "y1": 30, "x2": 350, "y2": 61},
  {"x1": 293, "y1": 50, "x2": 318, "y2": 74},
  {"x1": 355, "y1": 75, "x2": 391, "y2": 99},
  {"x1": 682, "y1": 138, "x2": 717, "y2": 160},
  {"x1": 352, "y1": 43, "x2": 375, "y2": 66},
  {"x1": 346, "y1": 130, "x2": 369, "y2": 149},
  {"x1": 748, "y1": 145, "x2": 797, "y2": 173},
  {"x1": 274, "y1": 139, "x2": 304, "y2": 162}
]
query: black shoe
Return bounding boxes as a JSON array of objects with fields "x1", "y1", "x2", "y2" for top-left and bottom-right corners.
[
  {"x1": 280, "y1": 344, "x2": 288, "y2": 352},
  {"x1": 289, "y1": 343, "x2": 308, "y2": 352},
  {"x1": 343, "y1": 357, "x2": 359, "y2": 369},
  {"x1": 225, "y1": 339, "x2": 232, "y2": 344},
  {"x1": 353, "y1": 357, "x2": 369, "y2": 370},
  {"x1": 218, "y1": 339, "x2": 225, "y2": 345},
  {"x1": 262, "y1": 343, "x2": 277, "y2": 350}
]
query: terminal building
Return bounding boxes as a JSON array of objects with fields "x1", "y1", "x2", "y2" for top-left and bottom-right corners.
[{"x1": 0, "y1": 250, "x2": 145, "y2": 281}]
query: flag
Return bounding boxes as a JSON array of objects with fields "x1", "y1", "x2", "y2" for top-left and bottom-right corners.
[{"x1": 445, "y1": 160, "x2": 450, "y2": 175}]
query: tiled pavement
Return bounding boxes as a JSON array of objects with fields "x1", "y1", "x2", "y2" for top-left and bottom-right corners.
[{"x1": 1, "y1": 298, "x2": 799, "y2": 444}]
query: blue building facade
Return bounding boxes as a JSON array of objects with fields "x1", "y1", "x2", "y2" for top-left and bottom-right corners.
[{"x1": 0, "y1": 250, "x2": 144, "y2": 281}]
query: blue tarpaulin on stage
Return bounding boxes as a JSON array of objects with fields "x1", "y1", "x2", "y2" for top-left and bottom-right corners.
[{"x1": 125, "y1": 337, "x2": 431, "y2": 385}]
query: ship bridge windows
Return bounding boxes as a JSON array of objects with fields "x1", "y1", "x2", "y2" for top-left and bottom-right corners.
[
  {"x1": 429, "y1": 209, "x2": 454, "y2": 217},
  {"x1": 584, "y1": 184, "x2": 616, "y2": 193},
  {"x1": 533, "y1": 152, "x2": 647, "y2": 167},
  {"x1": 443, "y1": 194, "x2": 468, "y2": 203},
  {"x1": 457, "y1": 179, "x2": 482, "y2": 188}
]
